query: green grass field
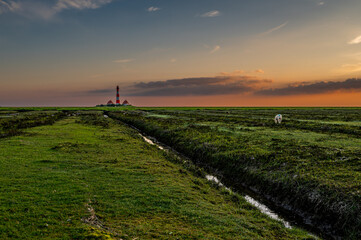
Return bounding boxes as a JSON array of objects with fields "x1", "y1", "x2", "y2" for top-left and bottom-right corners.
[
  {"x1": 108, "y1": 107, "x2": 361, "y2": 239},
  {"x1": 0, "y1": 111, "x2": 314, "y2": 239}
]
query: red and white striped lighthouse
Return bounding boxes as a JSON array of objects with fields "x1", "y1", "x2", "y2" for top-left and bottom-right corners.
[{"x1": 116, "y1": 85, "x2": 120, "y2": 105}]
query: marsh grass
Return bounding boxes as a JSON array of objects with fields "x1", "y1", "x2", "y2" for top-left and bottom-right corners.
[
  {"x1": 109, "y1": 107, "x2": 361, "y2": 239},
  {"x1": 0, "y1": 111, "x2": 65, "y2": 138},
  {"x1": 0, "y1": 115, "x2": 313, "y2": 239}
]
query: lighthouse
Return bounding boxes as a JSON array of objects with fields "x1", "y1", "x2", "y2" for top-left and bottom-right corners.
[{"x1": 116, "y1": 85, "x2": 120, "y2": 106}]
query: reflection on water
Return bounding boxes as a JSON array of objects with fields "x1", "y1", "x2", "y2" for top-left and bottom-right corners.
[
  {"x1": 244, "y1": 195, "x2": 292, "y2": 229},
  {"x1": 205, "y1": 175, "x2": 292, "y2": 229},
  {"x1": 141, "y1": 135, "x2": 164, "y2": 150}
]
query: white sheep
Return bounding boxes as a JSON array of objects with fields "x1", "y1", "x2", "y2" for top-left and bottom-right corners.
[{"x1": 274, "y1": 114, "x2": 282, "y2": 124}]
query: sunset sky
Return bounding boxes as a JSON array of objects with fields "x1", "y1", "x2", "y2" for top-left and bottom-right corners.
[{"x1": 1, "y1": 0, "x2": 361, "y2": 106}]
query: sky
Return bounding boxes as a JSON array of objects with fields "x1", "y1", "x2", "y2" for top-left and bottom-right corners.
[{"x1": 1, "y1": 0, "x2": 361, "y2": 106}]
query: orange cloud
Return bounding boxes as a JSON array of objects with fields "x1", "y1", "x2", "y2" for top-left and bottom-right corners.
[
  {"x1": 221, "y1": 69, "x2": 265, "y2": 76},
  {"x1": 339, "y1": 63, "x2": 361, "y2": 73},
  {"x1": 219, "y1": 70, "x2": 245, "y2": 76}
]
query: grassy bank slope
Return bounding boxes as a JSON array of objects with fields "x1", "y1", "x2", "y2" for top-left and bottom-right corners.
[
  {"x1": 0, "y1": 115, "x2": 312, "y2": 239},
  {"x1": 0, "y1": 111, "x2": 65, "y2": 138}
]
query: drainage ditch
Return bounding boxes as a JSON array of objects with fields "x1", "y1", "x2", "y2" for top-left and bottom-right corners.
[{"x1": 138, "y1": 132, "x2": 322, "y2": 239}]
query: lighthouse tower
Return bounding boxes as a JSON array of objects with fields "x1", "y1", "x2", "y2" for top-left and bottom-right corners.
[{"x1": 116, "y1": 86, "x2": 120, "y2": 106}]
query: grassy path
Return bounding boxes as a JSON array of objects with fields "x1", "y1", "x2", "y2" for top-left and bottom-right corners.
[{"x1": 0, "y1": 117, "x2": 313, "y2": 239}]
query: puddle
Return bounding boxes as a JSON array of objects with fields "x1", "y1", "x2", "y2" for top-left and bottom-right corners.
[
  {"x1": 244, "y1": 195, "x2": 292, "y2": 229},
  {"x1": 140, "y1": 135, "x2": 164, "y2": 150},
  {"x1": 205, "y1": 175, "x2": 232, "y2": 192}
]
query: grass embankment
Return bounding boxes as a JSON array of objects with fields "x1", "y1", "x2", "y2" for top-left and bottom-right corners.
[
  {"x1": 0, "y1": 111, "x2": 66, "y2": 138},
  {"x1": 0, "y1": 114, "x2": 313, "y2": 239},
  {"x1": 108, "y1": 108, "x2": 361, "y2": 239}
]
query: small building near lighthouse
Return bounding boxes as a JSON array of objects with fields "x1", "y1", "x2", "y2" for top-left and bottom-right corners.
[
  {"x1": 107, "y1": 100, "x2": 114, "y2": 106},
  {"x1": 122, "y1": 100, "x2": 131, "y2": 106}
]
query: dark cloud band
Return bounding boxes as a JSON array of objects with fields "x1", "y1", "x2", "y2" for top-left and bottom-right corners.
[
  {"x1": 122, "y1": 76, "x2": 271, "y2": 96},
  {"x1": 85, "y1": 78, "x2": 361, "y2": 98},
  {"x1": 256, "y1": 78, "x2": 361, "y2": 96}
]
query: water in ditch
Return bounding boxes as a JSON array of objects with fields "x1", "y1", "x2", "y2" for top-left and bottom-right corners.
[{"x1": 139, "y1": 133, "x2": 319, "y2": 236}]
